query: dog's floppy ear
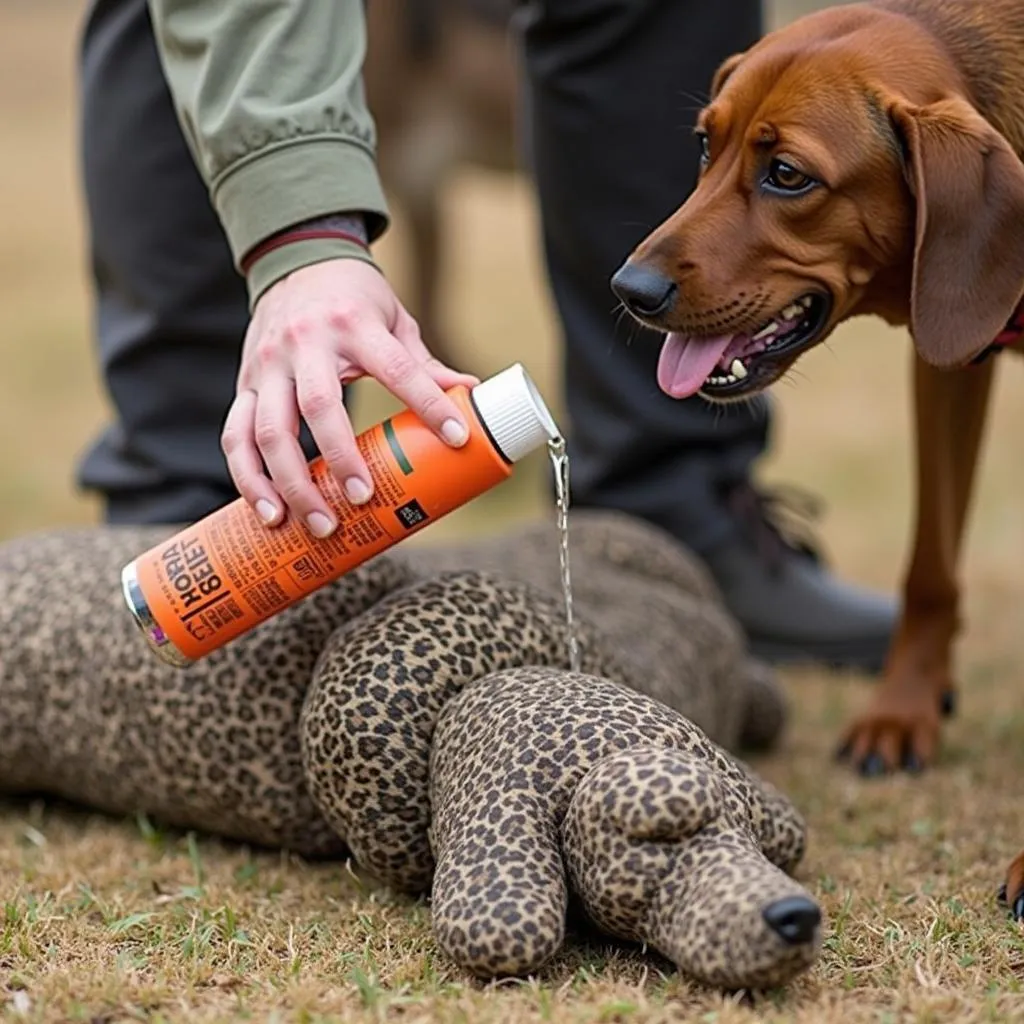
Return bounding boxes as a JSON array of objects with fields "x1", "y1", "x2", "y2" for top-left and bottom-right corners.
[
  {"x1": 890, "y1": 97, "x2": 1024, "y2": 368},
  {"x1": 710, "y1": 51, "x2": 746, "y2": 98}
]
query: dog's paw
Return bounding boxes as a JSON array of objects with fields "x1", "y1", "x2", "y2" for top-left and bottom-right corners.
[
  {"x1": 997, "y1": 851, "x2": 1024, "y2": 923},
  {"x1": 834, "y1": 689, "x2": 943, "y2": 776}
]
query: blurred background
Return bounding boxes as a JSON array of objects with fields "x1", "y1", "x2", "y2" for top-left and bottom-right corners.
[{"x1": 1, "y1": 0, "x2": 1022, "y2": 629}]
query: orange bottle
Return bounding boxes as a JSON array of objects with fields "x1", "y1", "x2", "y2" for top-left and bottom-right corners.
[{"x1": 121, "y1": 363, "x2": 560, "y2": 667}]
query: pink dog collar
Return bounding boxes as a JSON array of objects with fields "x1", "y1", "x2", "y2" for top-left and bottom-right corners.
[{"x1": 970, "y1": 300, "x2": 1024, "y2": 365}]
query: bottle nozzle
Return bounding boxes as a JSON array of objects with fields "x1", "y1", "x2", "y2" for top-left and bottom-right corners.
[{"x1": 470, "y1": 364, "x2": 560, "y2": 463}]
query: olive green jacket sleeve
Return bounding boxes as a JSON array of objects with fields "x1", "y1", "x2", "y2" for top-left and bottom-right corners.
[{"x1": 146, "y1": 0, "x2": 391, "y2": 307}]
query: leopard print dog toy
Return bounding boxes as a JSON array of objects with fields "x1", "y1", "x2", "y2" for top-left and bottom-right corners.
[{"x1": 0, "y1": 510, "x2": 821, "y2": 989}]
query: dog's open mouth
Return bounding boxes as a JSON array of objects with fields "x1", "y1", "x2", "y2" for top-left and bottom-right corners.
[{"x1": 657, "y1": 292, "x2": 831, "y2": 400}]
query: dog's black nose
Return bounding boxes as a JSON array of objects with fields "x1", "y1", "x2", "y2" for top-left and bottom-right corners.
[
  {"x1": 610, "y1": 262, "x2": 677, "y2": 317},
  {"x1": 762, "y1": 896, "x2": 821, "y2": 945}
]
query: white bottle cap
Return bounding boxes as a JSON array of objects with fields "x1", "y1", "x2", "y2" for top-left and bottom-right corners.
[{"x1": 470, "y1": 363, "x2": 561, "y2": 463}]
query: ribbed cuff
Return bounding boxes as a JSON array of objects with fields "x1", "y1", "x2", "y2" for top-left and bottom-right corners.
[
  {"x1": 246, "y1": 236, "x2": 381, "y2": 309},
  {"x1": 211, "y1": 136, "x2": 389, "y2": 285}
]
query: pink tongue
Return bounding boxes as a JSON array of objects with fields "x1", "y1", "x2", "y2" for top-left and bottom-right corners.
[{"x1": 657, "y1": 333, "x2": 735, "y2": 398}]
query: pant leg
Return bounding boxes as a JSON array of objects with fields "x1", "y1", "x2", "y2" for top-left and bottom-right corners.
[
  {"x1": 516, "y1": 0, "x2": 770, "y2": 556},
  {"x1": 76, "y1": 0, "x2": 320, "y2": 525}
]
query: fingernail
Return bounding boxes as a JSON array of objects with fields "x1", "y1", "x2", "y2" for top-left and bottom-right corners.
[
  {"x1": 306, "y1": 512, "x2": 336, "y2": 538},
  {"x1": 441, "y1": 418, "x2": 468, "y2": 446},
  {"x1": 344, "y1": 477, "x2": 372, "y2": 504},
  {"x1": 255, "y1": 499, "x2": 279, "y2": 525}
]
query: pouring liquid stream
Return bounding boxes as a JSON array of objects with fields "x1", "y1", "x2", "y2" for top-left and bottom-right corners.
[{"x1": 549, "y1": 436, "x2": 581, "y2": 672}]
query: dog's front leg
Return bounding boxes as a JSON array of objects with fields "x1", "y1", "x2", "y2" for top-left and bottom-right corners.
[
  {"x1": 837, "y1": 351, "x2": 995, "y2": 775},
  {"x1": 999, "y1": 853, "x2": 1024, "y2": 922}
]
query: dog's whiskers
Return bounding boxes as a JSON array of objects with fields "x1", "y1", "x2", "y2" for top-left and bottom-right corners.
[{"x1": 678, "y1": 88, "x2": 711, "y2": 107}]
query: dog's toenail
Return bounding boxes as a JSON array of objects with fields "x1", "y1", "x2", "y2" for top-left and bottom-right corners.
[{"x1": 859, "y1": 753, "x2": 887, "y2": 777}]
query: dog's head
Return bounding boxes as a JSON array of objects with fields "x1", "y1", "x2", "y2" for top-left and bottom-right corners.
[{"x1": 611, "y1": 3, "x2": 1024, "y2": 402}]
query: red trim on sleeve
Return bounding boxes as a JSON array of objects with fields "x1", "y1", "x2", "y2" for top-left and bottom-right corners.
[{"x1": 240, "y1": 228, "x2": 370, "y2": 275}]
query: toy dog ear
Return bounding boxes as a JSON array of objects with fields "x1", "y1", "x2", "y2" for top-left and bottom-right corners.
[
  {"x1": 889, "y1": 96, "x2": 1024, "y2": 368},
  {"x1": 603, "y1": 749, "x2": 724, "y2": 842}
]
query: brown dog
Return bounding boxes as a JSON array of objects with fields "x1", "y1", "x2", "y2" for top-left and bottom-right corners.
[{"x1": 609, "y1": 0, "x2": 1024, "y2": 917}]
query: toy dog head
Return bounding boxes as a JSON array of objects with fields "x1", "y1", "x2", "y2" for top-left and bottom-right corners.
[{"x1": 562, "y1": 747, "x2": 823, "y2": 990}]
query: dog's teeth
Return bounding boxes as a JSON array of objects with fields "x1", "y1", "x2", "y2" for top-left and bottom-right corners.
[
  {"x1": 800, "y1": 295, "x2": 814, "y2": 308},
  {"x1": 752, "y1": 321, "x2": 778, "y2": 341},
  {"x1": 781, "y1": 303, "x2": 803, "y2": 321},
  {"x1": 730, "y1": 358, "x2": 748, "y2": 380}
]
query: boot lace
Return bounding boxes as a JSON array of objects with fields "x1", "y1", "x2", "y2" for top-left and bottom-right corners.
[{"x1": 721, "y1": 480, "x2": 825, "y2": 572}]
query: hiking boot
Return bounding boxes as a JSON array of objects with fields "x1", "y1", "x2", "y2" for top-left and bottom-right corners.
[{"x1": 701, "y1": 482, "x2": 895, "y2": 674}]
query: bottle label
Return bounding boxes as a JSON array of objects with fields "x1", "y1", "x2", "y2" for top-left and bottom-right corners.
[{"x1": 131, "y1": 391, "x2": 510, "y2": 661}]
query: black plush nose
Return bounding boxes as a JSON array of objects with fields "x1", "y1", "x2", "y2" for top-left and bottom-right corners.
[
  {"x1": 762, "y1": 896, "x2": 821, "y2": 945},
  {"x1": 610, "y1": 262, "x2": 677, "y2": 317}
]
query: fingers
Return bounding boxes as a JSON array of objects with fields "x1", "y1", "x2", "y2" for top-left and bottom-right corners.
[
  {"x1": 221, "y1": 387, "x2": 284, "y2": 527},
  {"x1": 294, "y1": 351, "x2": 373, "y2": 505},
  {"x1": 424, "y1": 358, "x2": 481, "y2": 392},
  {"x1": 362, "y1": 322, "x2": 472, "y2": 446},
  {"x1": 228, "y1": 261, "x2": 481, "y2": 535},
  {"x1": 253, "y1": 374, "x2": 338, "y2": 538}
]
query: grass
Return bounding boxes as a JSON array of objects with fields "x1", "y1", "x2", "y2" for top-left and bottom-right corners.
[{"x1": 3, "y1": 0, "x2": 1024, "y2": 1020}]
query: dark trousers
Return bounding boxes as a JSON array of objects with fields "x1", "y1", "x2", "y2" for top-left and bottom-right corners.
[{"x1": 78, "y1": 0, "x2": 769, "y2": 556}]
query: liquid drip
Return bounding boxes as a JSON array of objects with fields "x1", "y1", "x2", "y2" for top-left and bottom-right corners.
[{"x1": 549, "y1": 436, "x2": 581, "y2": 673}]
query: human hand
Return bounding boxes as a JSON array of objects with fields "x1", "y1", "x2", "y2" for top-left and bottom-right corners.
[{"x1": 221, "y1": 258, "x2": 478, "y2": 537}]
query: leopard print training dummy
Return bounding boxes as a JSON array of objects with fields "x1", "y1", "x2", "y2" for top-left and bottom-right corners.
[
  {"x1": 426, "y1": 670, "x2": 820, "y2": 988},
  {"x1": 0, "y1": 510, "x2": 821, "y2": 990}
]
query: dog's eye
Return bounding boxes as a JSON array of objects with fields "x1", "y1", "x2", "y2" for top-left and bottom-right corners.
[
  {"x1": 696, "y1": 132, "x2": 711, "y2": 165},
  {"x1": 765, "y1": 159, "x2": 816, "y2": 194}
]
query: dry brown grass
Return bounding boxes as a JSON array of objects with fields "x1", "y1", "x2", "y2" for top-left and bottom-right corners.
[{"x1": 3, "y1": 1, "x2": 1024, "y2": 1020}]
